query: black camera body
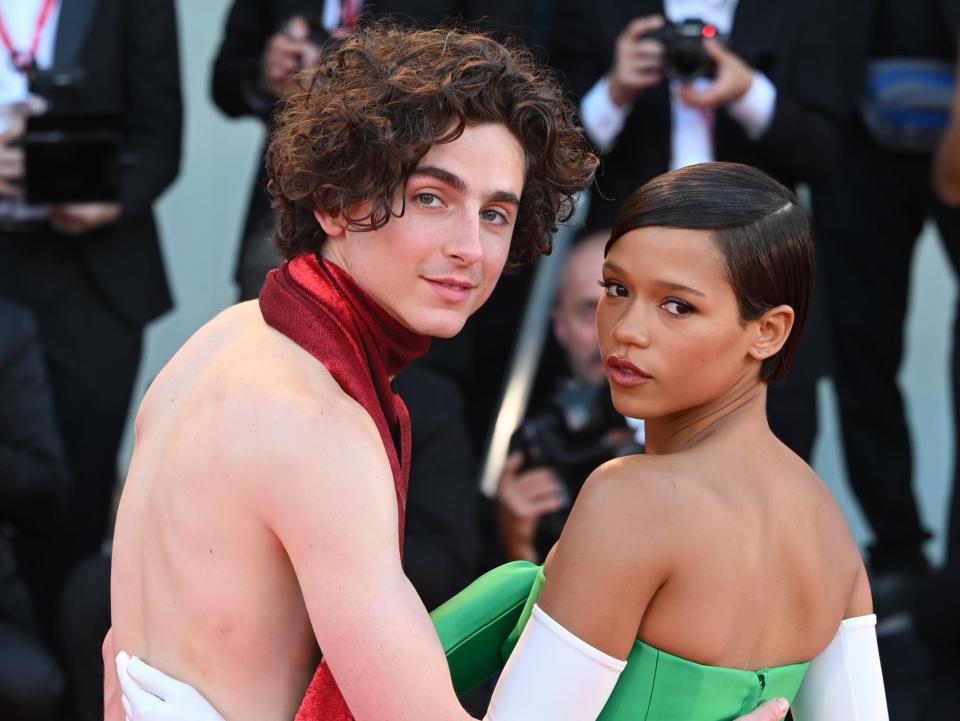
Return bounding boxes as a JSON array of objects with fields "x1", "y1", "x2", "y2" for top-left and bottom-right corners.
[
  {"x1": 514, "y1": 381, "x2": 639, "y2": 472},
  {"x1": 23, "y1": 68, "x2": 121, "y2": 204},
  {"x1": 646, "y1": 18, "x2": 720, "y2": 80}
]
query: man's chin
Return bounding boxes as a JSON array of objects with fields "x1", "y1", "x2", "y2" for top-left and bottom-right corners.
[{"x1": 408, "y1": 311, "x2": 470, "y2": 339}]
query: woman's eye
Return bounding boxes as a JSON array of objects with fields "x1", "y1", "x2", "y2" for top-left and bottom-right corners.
[
  {"x1": 661, "y1": 299, "x2": 694, "y2": 316},
  {"x1": 598, "y1": 279, "x2": 627, "y2": 298}
]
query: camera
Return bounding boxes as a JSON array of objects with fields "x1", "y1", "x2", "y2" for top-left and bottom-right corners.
[
  {"x1": 22, "y1": 68, "x2": 121, "y2": 204},
  {"x1": 646, "y1": 18, "x2": 721, "y2": 80},
  {"x1": 514, "y1": 381, "x2": 640, "y2": 472}
]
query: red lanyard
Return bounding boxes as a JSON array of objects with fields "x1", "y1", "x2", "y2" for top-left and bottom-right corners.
[
  {"x1": 341, "y1": 0, "x2": 361, "y2": 31},
  {"x1": 0, "y1": 0, "x2": 58, "y2": 74}
]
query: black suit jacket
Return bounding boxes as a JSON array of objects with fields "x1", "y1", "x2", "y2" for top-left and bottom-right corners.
[
  {"x1": 549, "y1": 0, "x2": 859, "y2": 228},
  {"x1": 50, "y1": 0, "x2": 182, "y2": 326},
  {"x1": 0, "y1": 300, "x2": 69, "y2": 534}
]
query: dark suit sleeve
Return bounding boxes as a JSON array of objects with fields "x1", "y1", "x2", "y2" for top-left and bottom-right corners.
[
  {"x1": 212, "y1": 0, "x2": 279, "y2": 119},
  {"x1": 119, "y1": 0, "x2": 183, "y2": 220},
  {"x1": 547, "y1": 0, "x2": 612, "y2": 100},
  {"x1": 398, "y1": 368, "x2": 480, "y2": 611},
  {"x1": 0, "y1": 306, "x2": 70, "y2": 532},
  {"x1": 748, "y1": 0, "x2": 864, "y2": 185}
]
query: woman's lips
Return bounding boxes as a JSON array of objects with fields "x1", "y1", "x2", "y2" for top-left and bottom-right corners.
[{"x1": 606, "y1": 356, "x2": 652, "y2": 387}]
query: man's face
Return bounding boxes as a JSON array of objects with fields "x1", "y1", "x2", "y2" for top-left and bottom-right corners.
[
  {"x1": 553, "y1": 232, "x2": 608, "y2": 384},
  {"x1": 319, "y1": 123, "x2": 526, "y2": 338}
]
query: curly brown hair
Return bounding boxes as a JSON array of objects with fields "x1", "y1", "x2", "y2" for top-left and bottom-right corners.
[{"x1": 267, "y1": 22, "x2": 598, "y2": 268}]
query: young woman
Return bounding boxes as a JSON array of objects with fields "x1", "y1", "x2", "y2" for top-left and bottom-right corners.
[{"x1": 116, "y1": 163, "x2": 886, "y2": 720}]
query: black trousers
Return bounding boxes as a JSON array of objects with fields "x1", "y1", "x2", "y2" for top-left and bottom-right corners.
[
  {"x1": 0, "y1": 619, "x2": 63, "y2": 721},
  {"x1": 813, "y1": 122, "x2": 960, "y2": 571},
  {"x1": 0, "y1": 231, "x2": 143, "y2": 625}
]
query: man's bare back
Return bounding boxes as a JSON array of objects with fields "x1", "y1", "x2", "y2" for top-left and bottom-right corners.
[{"x1": 109, "y1": 301, "x2": 360, "y2": 721}]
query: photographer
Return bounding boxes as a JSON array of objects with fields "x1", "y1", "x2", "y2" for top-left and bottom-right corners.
[
  {"x1": 547, "y1": 0, "x2": 862, "y2": 464},
  {"x1": 496, "y1": 231, "x2": 641, "y2": 563},
  {"x1": 0, "y1": 0, "x2": 182, "y2": 629},
  {"x1": 0, "y1": 299, "x2": 69, "y2": 720}
]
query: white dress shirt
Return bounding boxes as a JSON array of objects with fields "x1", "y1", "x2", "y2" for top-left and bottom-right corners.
[
  {"x1": 0, "y1": 0, "x2": 61, "y2": 222},
  {"x1": 580, "y1": 0, "x2": 776, "y2": 167},
  {"x1": 0, "y1": 0, "x2": 61, "y2": 107}
]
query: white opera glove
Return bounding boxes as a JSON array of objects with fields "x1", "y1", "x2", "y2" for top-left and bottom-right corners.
[
  {"x1": 116, "y1": 652, "x2": 227, "y2": 721},
  {"x1": 484, "y1": 604, "x2": 626, "y2": 721},
  {"x1": 791, "y1": 614, "x2": 889, "y2": 721}
]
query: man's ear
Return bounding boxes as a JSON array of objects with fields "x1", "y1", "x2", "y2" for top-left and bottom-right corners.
[
  {"x1": 313, "y1": 208, "x2": 347, "y2": 239},
  {"x1": 748, "y1": 304, "x2": 795, "y2": 363}
]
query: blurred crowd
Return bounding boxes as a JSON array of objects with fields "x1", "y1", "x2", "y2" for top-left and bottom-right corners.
[{"x1": 2, "y1": 0, "x2": 960, "y2": 719}]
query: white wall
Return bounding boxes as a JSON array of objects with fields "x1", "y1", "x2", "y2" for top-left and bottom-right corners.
[{"x1": 127, "y1": 1, "x2": 959, "y2": 564}]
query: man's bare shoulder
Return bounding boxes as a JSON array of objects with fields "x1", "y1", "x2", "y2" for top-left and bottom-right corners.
[{"x1": 147, "y1": 301, "x2": 391, "y2": 497}]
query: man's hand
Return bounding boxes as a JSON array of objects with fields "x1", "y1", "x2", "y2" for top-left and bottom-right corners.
[
  {"x1": 679, "y1": 39, "x2": 755, "y2": 109},
  {"x1": 736, "y1": 697, "x2": 789, "y2": 721},
  {"x1": 0, "y1": 112, "x2": 25, "y2": 197},
  {"x1": 496, "y1": 452, "x2": 569, "y2": 562},
  {"x1": 50, "y1": 202, "x2": 122, "y2": 234},
  {"x1": 608, "y1": 16, "x2": 666, "y2": 107},
  {"x1": 261, "y1": 15, "x2": 322, "y2": 98}
]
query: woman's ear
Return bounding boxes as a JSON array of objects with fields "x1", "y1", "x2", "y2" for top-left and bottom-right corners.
[
  {"x1": 313, "y1": 208, "x2": 347, "y2": 239},
  {"x1": 748, "y1": 305, "x2": 795, "y2": 363}
]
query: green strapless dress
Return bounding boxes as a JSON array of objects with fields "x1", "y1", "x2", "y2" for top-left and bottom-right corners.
[{"x1": 501, "y1": 567, "x2": 811, "y2": 721}]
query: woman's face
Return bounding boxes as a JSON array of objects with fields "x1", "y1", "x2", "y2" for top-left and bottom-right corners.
[{"x1": 596, "y1": 226, "x2": 760, "y2": 420}]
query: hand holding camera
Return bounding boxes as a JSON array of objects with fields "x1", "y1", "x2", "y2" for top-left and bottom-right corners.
[
  {"x1": 608, "y1": 15, "x2": 667, "y2": 107},
  {"x1": 495, "y1": 451, "x2": 569, "y2": 563},
  {"x1": 0, "y1": 108, "x2": 26, "y2": 197},
  {"x1": 678, "y1": 38, "x2": 755, "y2": 109},
  {"x1": 261, "y1": 15, "x2": 323, "y2": 98}
]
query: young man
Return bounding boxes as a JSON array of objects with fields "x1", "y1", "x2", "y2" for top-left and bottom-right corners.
[{"x1": 107, "y1": 24, "x2": 791, "y2": 721}]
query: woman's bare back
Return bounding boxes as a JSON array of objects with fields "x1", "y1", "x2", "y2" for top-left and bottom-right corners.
[{"x1": 542, "y1": 419, "x2": 867, "y2": 670}]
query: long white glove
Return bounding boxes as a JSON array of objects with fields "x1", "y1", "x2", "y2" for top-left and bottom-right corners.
[
  {"x1": 484, "y1": 604, "x2": 626, "y2": 721},
  {"x1": 115, "y1": 652, "x2": 226, "y2": 721},
  {"x1": 791, "y1": 614, "x2": 889, "y2": 721}
]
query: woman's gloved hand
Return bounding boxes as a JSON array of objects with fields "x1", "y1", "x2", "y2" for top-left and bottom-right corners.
[{"x1": 115, "y1": 652, "x2": 227, "y2": 721}]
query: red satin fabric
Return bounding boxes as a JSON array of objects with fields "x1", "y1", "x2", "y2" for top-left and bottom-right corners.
[{"x1": 258, "y1": 253, "x2": 430, "y2": 721}]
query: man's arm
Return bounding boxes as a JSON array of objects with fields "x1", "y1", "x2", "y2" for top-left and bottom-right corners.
[{"x1": 254, "y1": 393, "x2": 473, "y2": 721}]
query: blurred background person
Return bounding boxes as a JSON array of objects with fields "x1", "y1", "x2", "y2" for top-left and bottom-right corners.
[
  {"x1": 0, "y1": 0, "x2": 182, "y2": 643},
  {"x1": 398, "y1": 366, "x2": 481, "y2": 612},
  {"x1": 935, "y1": 41, "x2": 960, "y2": 207},
  {"x1": 0, "y1": 299, "x2": 69, "y2": 720},
  {"x1": 494, "y1": 229, "x2": 641, "y2": 564},
  {"x1": 812, "y1": 0, "x2": 960, "y2": 611},
  {"x1": 545, "y1": 0, "x2": 864, "y2": 463}
]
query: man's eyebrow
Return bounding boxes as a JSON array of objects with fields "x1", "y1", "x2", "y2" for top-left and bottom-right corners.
[
  {"x1": 411, "y1": 165, "x2": 520, "y2": 206},
  {"x1": 488, "y1": 190, "x2": 521, "y2": 207},
  {"x1": 602, "y1": 260, "x2": 707, "y2": 297},
  {"x1": 410, "y1": 166, "x2": 466, "y2": 194}
]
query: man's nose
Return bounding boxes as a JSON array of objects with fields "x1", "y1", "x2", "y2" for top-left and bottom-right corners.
[{"x1": 444, "y1": 212, "x2": 483, "y2": 265}]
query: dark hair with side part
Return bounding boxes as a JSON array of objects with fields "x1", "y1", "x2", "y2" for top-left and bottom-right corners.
[
  {"x1": 267, "y1": 22, "x2": 598, "y2": 268},
  {"x1": 607, "y1": 162, "x2": 814, "y2": 382}
]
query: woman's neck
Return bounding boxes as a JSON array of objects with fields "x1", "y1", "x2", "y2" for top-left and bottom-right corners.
[{"x1": 643, "y1": 375, "x2": 770, "y2": 455}]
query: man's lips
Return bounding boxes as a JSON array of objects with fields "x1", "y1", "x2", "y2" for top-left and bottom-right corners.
[
  {"x1": 605, "y1": 355, "x2": 653, "y2": 386},
  {"x1": 423, "y1": 276, "x2": 477, "y2": 303}
]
